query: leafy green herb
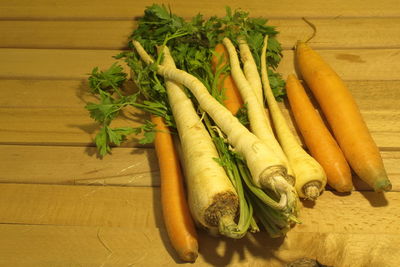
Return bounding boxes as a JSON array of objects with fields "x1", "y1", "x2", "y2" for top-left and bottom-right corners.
[
  {"x1": 85, "y1": 62, "x2": 161, "y2": 156},
  {"x1": 132, "y1": 120, "x2": 157, "y2": 144},
  {"x1": 94, "y1": 123, "x2": 155, "y2": 156},
  {"x1": 235, "y1": 104, "x2": 250, "y2": 126},
  {"x1": 88, "y1": 63, "x2": 127, "y2": 95},
  {"x1": 94, "y1": 126, "x2": 134, "y2": 156},
  {"x1": 268, "y1": 69, "x2": 286, "y2": 101}
]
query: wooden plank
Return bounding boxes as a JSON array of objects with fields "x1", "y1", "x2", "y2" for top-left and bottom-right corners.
[
  {"x1": 0, "y1": 105, "x2": 397, "y2": 148},
  {"x1": 1, "y1": 48, "x2": 400, "y2": 80},
  {"x1": 0, "y1": 184, "x2": 162, "y2": 229},
  {"x1": 0, "y1": 20, "x2": 133, "y2": 50},
  {"x1": 279, "y1": 17, "x2": 400, "y2": 50},
  {"x1": 0, "y1": 145, "x2": 159, "y2": 186},
  {"x1": 1, "y1": 18, "x2": 400, "y2": 50},
  {"x1": 0, "y1": 48, "x2": 124, "y2": 80},
  {"x1": 2, "y1": 79, "x2": 399, "y2": 110},
  {"x1": 0, "y1": 184, "x2": 399, "y2": 233},
  {"x1": 1, "y1": 79, "x2": 398, "y2": 147},
  {"x1": 0, "y1": 20, "x2": 134, "y2": 50},
  {"x1": 0, "y1": 145, "x2": 398, "y2": 190},
  {"x1": 0, "y1": 224, "x2": 398, "y2": 266},
  {"x1": 0, "y1": 106, "x2": 147, "y2": 146},
  {"x1": 277, "y1": 49, "x2": 400, "y2": 81},
  {"x1": 0, "y1": 79, "x2": 148, "y2": 146},
  {"x1": 0, "y1": 0, "x2": 399, "y2": 19},
  {"x1": 0, "y1": 79, "x2": 93, "y2": 108}
]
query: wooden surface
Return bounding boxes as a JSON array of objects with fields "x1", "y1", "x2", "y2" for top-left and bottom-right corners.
[{"x1": 0, "y1": 1, "x2": 399, "y2": 266}]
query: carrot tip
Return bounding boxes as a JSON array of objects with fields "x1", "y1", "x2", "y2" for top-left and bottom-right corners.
[
  {"x1": 180, "y1": 250, "x2": 198, "y2": 262},
  {"x1": 329, "y1": 181, "x2": 354, "y2": 193},
  {"x1": 374, "y1": 179, "x2": 392, "y2": 192},
  {"x1": 332, "y1": 185, "x2": 353, "y2": 193}
]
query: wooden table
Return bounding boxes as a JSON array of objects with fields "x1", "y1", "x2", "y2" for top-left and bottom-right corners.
[{"x1": 0, "y1": 1, "x2": 399, "y2": 266}]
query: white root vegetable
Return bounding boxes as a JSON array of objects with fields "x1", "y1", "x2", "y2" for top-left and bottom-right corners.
[
  {"x1": 223, "y1": 37, "x2": 295, "y2": 185},
  {"x1": 237, "y1": 36, "x2": 263, "y2": 105},
  {"x1": 260, "y1": 35, "x2": 327, "y2": 200},
  {"x1": 160, "y1": 46, "x2": 241, "y2": 237},
  {"x1": 132, "y1": 40, "x2": 295, "y2": 209}
]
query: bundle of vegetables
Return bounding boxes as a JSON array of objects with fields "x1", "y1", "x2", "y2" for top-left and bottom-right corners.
[{"x1": 84, "y1": 5, "x2": 309, "y2": 261}]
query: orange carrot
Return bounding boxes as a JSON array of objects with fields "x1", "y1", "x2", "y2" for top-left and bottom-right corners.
[
  {"x1": 295, "y1": 41, "x2": 392, "y2": 192},
  {"x1": 151, "y1": 115, "x2": 198, "y2": 262},
  {"x1": 211, "y1": 43, "x2": 243, "y2": 114},
  {"x1": 285, "y1": 74, "x2": 353, "y2": 192}
]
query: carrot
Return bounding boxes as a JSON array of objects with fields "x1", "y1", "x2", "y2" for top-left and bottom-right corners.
[
  {"x1": 285, "y1": 74, "x2": 353, "y2": 192},
  {"x1": 211, "y1": 43, "x2": 243, "y2": 115},
  {"x1": 296, "y1": 41, "x2": 392, "y2": 192},
  {"x1": 151, "y1": 115, "x2": 198, "y2": 262},
  {"x1": 261, "y1": 36, "x2": 327, "y2": 200}
]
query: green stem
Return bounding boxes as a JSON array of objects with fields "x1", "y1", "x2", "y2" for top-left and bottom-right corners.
[
  {"x1": 238, "y1": 163, "x2": 285, "y2": 210},
  {"x1": 203, "y1": 114, "x2": 253, "y2": 237}
]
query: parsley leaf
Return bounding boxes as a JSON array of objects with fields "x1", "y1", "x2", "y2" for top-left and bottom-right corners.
[
  {"x1": 235, "y1": 104, "x2": 250, "y2": 126},
  {"x1": 88, "y1": 63, "x2": 127, "y2": 95}
]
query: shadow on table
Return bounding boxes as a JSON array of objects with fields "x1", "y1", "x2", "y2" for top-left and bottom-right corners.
[
  {"x1": 358, "y1": 190, "x2": 389, "y2": 207},
  {"x1": 199, "y1": 230, "x2": 286, "y2": 266},
  {"x1": 155, "y1": 224, "x2": 288, "y2": 265},
  {"x1": 353, "y1": 176, "x2": 389, "y2": 207}
]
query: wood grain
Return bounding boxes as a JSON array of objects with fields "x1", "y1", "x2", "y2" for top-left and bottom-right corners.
[
  {"x1": 0, "y1": 145, "x2": 398, "y2": 190},
  {"x1": 277, "y1": 49, "x2": 400, "y2": 81},
  {"x1": 0, "y1": 224, "x2": 398, "y2": 266},
  {"x1": 2, "y1": 79, "x2": 398, "y2": 110},
  {"x1": 0, "y1": 106, "x2": 148, "y2": 146},
  {"x1": 1, "y1": 105, "x2": 397, "y2": 148},
  {"x1": 1, "y1": 18, "x2": 400, "y2": 50},
  {"x1": 0, "y1": 183, "x2": 163, "y2": 229},
  {"x1": 0, "y1": 79, "x2": 398, "y2": 147},
  {"x1": 0, "y1": 48, "x2": 123, "y2": 80},
  {"x1": 0, "y1": 145, "x2": 159, "y2": 186},
  {"x1": 0, "y1": 184, "x2": 399, "y2": 233},
  {"x1": 1, "y1": 48, "x2": 400, "y2": 80},
  {"x1": 0, "y1": 0, "x2": 399, "y2": 19}
]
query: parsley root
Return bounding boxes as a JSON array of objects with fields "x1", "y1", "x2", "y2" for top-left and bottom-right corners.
[
  {"x1": 160, "y1": 46, "x2": 241, "y2": 238},
  {"x1": 237, "y1": 36, "x2": 264, "y2": 105},
  {"x1": 223, "y1": 37, "x2": 295, "y2": 186},
  {"x1": 261, "y1": 36, "x2": 327, "y2": 200},
  {"x1": 296, "y1": 41, "x2": 391, "y2": 192}
]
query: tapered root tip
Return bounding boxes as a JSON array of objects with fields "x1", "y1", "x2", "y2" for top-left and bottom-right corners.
[
  {"x1": 218, "y1": 215, "x2": 245, "y2": 239},
  {"x1": 374, "y1": 179, "x2": 392, "y2": 192},
  {"x1": 179, "y1": 250, "x2": 198, "y2": 262},
  {"x1": 303, "y1": 185, "x2": 321, "y2": 201},
  {"x1": 332, "y1": 182, "x2": 354, "y2": 193}
]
